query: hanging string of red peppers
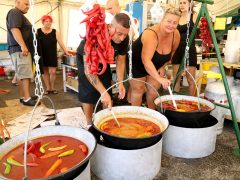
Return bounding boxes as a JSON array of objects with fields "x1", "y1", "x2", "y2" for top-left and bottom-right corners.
[
  {"x1": 81, "y1": 4, "x2": 115, "y2": 75},
  {"x1": 199, "y1": 17, "x2": 212, "y2": 53}
]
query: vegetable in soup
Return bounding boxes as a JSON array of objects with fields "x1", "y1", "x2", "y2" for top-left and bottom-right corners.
[
  {"x1": 161, "y1": 100, "x2": 212, "y2": 112},
  {"x1": 99, "y1": 118, "x2": 161, "y2": 138},
  {"x1": 0, "y1": 136, "x2": 88, "y2": 179}
]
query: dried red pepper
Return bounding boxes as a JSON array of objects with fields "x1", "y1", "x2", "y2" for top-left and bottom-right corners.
[
  {"x1": 199, "y1": 17, "x2": 212, "y2": 53},
  {"x1": 81, "y1": 4, "x2": 114, "y2": 75}
]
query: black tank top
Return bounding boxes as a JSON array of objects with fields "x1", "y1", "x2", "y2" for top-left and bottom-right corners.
[
  {"x1": 37, "y1": 28, "x2": 57, "y2": 67},
  {"x1": 178, "y1": 14, "x2": 195, "y2": 47},
  {"x1": 132, "y1": 28, "x2": 174, "y2": 73}
]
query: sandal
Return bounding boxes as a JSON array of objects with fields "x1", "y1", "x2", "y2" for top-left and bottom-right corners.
[
  {"x1": 44, "y1": 90, "x2": 51, "y2": 95},
  {"x1": 52, "y1": 90, "x2": 58, "y2": 94},
  {"x1": 12, "y1": 82, "x2": 18, "y2": 86}
]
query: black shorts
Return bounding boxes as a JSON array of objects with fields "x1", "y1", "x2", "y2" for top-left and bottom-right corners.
[
  {"x1": 77, "y1": 57, "x2": 112, "y2": 104},
  {"x1": 126, "y1": 58, "x2": 148, "y2": 78},
  {"x1": 172, "y1": 42, "x2": 197, "y2": 67},
  {"x1": 131, "y1": 64, "x2": 148, "y2": 78}
]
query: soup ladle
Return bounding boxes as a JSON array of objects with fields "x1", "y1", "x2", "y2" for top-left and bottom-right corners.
[
  {"x1": 168, "y1": 86, "x2": 178, "y2": 110},
  {"x1": 109, "y1": 109, "x2": 121, "y2": 128}
]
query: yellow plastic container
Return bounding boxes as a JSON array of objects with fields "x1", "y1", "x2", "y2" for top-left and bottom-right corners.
[{"x1": 201, "y1": 62, "x2": 217, "y2": 84}]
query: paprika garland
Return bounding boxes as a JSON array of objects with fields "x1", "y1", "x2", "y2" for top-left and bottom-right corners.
[
  {"x1": 81, "y1": 4, "x2": 115, "y2": 75},
  {"x1": 199, "y1": 17, "x2": 212, "y2": 53}
]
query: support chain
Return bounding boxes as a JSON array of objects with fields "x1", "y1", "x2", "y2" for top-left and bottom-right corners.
[
  {"x1": 29, "y1": 0, "x2": 44, "y2": 99},
  {"x1": 184, "y1": 0, "x2": 194, "y2": 69},
  {"x1": 128, "y1": 2, "x2": 133, "y2": 79}
]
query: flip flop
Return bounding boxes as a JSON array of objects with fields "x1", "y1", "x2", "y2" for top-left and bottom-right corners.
[
  {"x1": 44, "y1": 90, "x2": 51, "y2": 95},
  {"x1": 52, "y1": 90, "x2": 58, "y2": 94},
  {"x1": 12, "y1": 82, "x2": 18, "y2": 86}
]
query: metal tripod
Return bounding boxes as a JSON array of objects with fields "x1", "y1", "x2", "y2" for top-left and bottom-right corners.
[{"x1": 173, "y1": 0, "x2": 240, "y2": 156}]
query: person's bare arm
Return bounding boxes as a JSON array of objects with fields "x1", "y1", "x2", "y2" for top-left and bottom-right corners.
[
  {"x1": 141, "y1": 30, "x2": 170, "y2": 89},
  {"x1": 192, "y1": 12, "x2": 198, "y2": 24},
  {"x1": 83, "y1": 56, "x2": 112, "y2": 108},
  {"x1": 115, "y1": 54, "x2": 126, "y2": 99},
  {"x1": 192, "y1": 12, "x2": 201, "y2": 27},
  {"x1": 56, "y1": 30, "x2": 71, "y2": 55},
  {"x1": 11, "y1": 28, "x2": 28, "y2": 56}
]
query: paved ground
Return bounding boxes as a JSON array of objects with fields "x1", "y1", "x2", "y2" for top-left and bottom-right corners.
[{"x1": 0, "y1": 71, "x2": 240, "y2": 180}]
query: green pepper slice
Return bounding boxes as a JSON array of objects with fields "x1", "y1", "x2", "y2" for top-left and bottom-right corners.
[
  {"x1": 3, "y1": 163, "x2": 11, "y2": 174},
  {"x1": 40, "y1": 142, "x2": 51, "y2": 153},
  {"x1": 58, "y1": 149, "x2": 74, "y2": 157},
  {"x1": 6, "y1": 157, "x2": 23, "y2": 167}
]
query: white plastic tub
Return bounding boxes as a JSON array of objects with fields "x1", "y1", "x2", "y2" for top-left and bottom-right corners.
[
  {"x1": 163, "y1": 115, "x2": 218, "y2": 158},
  {"x1": 91, "y1": 139, "x2": 163, "y2": 180}
]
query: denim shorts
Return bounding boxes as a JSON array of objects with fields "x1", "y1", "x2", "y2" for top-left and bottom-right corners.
[{"x1": 10, "y1": 52, "x2": 33, "y2": 79}]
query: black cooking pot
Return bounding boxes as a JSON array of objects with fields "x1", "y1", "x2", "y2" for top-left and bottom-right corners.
[
  {"x1": 154, "y1": 95, "x2": 215, "y2": 128},
  {"x1": 0, "y1": 126, "x2": 96, "y2": 180},
  {"x1": 48, "y1": 160, "x2": 89, "y2": 180},
  {"x1": 92, "y1": 106, "x2": 169, "y2": 150}
]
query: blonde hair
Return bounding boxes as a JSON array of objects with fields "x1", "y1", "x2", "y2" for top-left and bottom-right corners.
[
  {"x1": 163, "y1": 4, "x2": 180, "y2": 17},
  {"x1": 162, "y1": 4, "x2": 181, "y2": 18}
]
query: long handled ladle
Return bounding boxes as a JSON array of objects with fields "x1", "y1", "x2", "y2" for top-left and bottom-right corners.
[
  {"x1": 109, "y1": 108, "x2": 120, "y2": 128},
  {"x1": 168, "y1": 86, "x2": 178, "y2": 110}
]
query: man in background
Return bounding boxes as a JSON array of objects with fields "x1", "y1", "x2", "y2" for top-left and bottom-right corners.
[
  {"x1": 106, "y1": 0, "x2": 139, "y2": 41},
  {"x1": 6, "y1": 0, "x2": 37, "y2": 106}
]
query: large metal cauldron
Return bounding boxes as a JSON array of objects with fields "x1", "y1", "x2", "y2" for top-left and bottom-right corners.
[
  {"x1": 154, "y1": 95, "x2": 215, "y2": 128},
  {"x1": 92, "y1": 106, "x2": 169, "y2": 150},
  {"x1": 0, "y1": 126, "x2": 96, "y2": 180}
]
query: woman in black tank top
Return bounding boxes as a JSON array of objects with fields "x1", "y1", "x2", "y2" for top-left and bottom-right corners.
[
  {"x1": 128, "y1": 8, "x2": 181, "y2": 109},
  {"x1": 172, "y1": 0, "x2": 197, "y2": 96}
]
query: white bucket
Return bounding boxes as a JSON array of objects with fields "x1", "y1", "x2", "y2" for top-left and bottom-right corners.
[
  {"x1": 224, "y1": 41, "x2": 239, "y2": 64},
  {"x1": 237, "y1": 28, "x2": 240, "y2": 48},
  {"x1": 204, "y1": 81, "x2": 228, "y2": 135},
  {"x1": 226, "y1": 76, "x2": 234, "y2": 87},
  {"x1": 227, "y1": 30, "x2": 237, "y2": 41},
  {"x1": 210, "y1": 106, "x2": 227, "y2": 135},
  {"x1": 74, "y1": 161, "x2": 91, "y2": 180},
  {"x1": 91, "y1": 139, "x2": 163, "y2": 180},
  {"x1": 163, "y1": 116, "x2": 218, "y2": 158},
  {"x1": 236, "y1": 97, "x2": 240, "y2": 121},
  {"x1": 226, "y1": 93, "x2": 240, "y2": 122}
]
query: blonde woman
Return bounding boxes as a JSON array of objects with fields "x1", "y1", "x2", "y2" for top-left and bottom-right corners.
[{"x1": 128, "y1": 7, "x2": 181, "y2": 109}]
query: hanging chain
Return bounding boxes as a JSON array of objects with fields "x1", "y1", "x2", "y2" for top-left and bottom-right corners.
[
  {"x1": 29, "y1": 0, "x2": 44, "y2": 99},
  {"x1": 184, "y1": 0, "x2": 193, "y2": 69},
  {"x1": 128, "y1": 2, "x2": 133, "y2": 79}
]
